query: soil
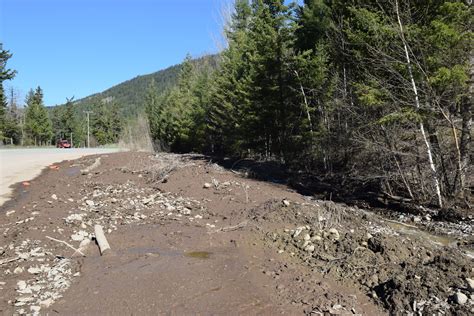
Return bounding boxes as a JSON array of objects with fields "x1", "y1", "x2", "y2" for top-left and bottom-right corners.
[{"x1": 0, "y1": 152, "x2": 472, "y2": 315}]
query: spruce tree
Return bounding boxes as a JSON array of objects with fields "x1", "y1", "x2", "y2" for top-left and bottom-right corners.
[
  {"x1": 0, "y1": 44, "x2": 17, "y2": 143},
  {"x1": 25, "y1": 87, "x2": 53, "y2": 145}
]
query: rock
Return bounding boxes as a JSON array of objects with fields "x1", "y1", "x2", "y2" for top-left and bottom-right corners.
[
  {"x1": 203, "y1": 183, "x2": 212, "y2": 189},
  {"x1": 328, "y1": 228, "x2": 340, "y2": 241},
  {"x1": 6, "y1": 210, "x2": 15, "y2": 216},
  {"x1": 27, "y1": 267, "x2": 42, "y2": 274},
  {"x1": 453, "y1": 292, "x2": 468, "y2": 305},
  {"x1": 311, "y1": 235, "x2": 322, "y2": 242},
  {"x1": 13, "y1": 267, "x2": 24, "y2": 274},
  {"x1": 412, "y1": 216, "x2": 422, "y2": 223},
  {"x1": 466, "y1": 278, "x2": 474, "y2": 292},
  {"x1": 366, "y1": 233, "x2": 373, "y2": 239},
  {"x1": 303, "y1": 233, "x2": 311, "y2": 241},
  {"x1": 293, "y1": 227, "x2": 304, "y2": 238},
  {"x1": 30, "y1": 306, "x2": 41, "y2": 313},
  {"x1": 282, "y1": 199, "x2": 290, "y2": 207},
  {"x1": 17, "y1": 280, "x2": 27, "y2": 290},
  {"x1": 305, "y1": 245, "x2": 315, "y2": 252},
  {"x1": 301, "y1": 240, "x2": 310, "y2": 249},
  {"x1": 85, "y1": 200, "x2": 95, "y2": 207},
  {"x1": 39, "y1": 298, "x2": 54, "y2": 308},
  {"x1": 51, "y1": 194, "x2": 58, "y2": 200},
  {"x1": 71, "y1": 234, "x2": 84, "y2": 242}
]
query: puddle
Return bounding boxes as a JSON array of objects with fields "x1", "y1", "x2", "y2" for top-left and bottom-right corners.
[
  {"x1": 123, "y1": 247, "x2": 212, "y2": 259},
  {"x1": 386, "y1": 220, "x2": 474, "y2": 258},
  {"x1": 184, "y1": 251, "x2": 212, "y2": 259}
]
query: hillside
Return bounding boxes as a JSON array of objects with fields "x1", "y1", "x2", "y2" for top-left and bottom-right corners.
[{"x1": 70, "y1": 54, "x2": 219, "y2": 117}]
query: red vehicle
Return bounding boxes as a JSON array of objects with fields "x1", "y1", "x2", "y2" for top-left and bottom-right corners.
[{"x1": 57, "y1": 139, "x2": 72, "y2": 148}]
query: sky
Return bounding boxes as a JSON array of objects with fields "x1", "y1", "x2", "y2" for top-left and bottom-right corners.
[{"x1": 1, "y1": 0, "x2": 229, "y2": 106}]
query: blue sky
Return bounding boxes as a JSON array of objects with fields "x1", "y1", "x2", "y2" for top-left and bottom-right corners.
[{"x1": 1, "y1": 0, "x2": 228, "y2": 105}]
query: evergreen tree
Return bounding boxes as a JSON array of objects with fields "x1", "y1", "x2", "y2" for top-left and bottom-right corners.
[
  {"x1": 0, "y1": 44, "x2": 17, "y2": 143},
  {"x1": 92, "y1": 100, "x2": 123, "y2": 145},
  {"x1": 25, "y1": 87, "x2": 53, "y2": 145}
]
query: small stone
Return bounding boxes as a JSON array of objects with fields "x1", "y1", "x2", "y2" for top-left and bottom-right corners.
[
  {"x1": 6, "y1": 210, "x2": 15, "y2": 216},
  {"x1": 13, "y1": 267, "x2": 24, "y2": 274},
  {"x1": 30, "y1": 306, "x2": 41, "y2": 313},
  {"x1": 305, "y1": 245, "x2": 315, "y2": 252},
  {"x1": 39, "y1": 298, "x2": 54, "y2": 308},
  {"x1": 17, "y1": 280, "x2": 27, "y2": 290},
  {"x1": 453, "y1": 292, "x2": 468, "y2": 305},
  {"x1": 277, "y1": 249, "x2": 284, "y2": 254},
  {"x1": 366, "y1": 233, "x2": 373, "y2": 239},
  {"x1": 27, "y1": 267, "x2": 42, "y2": 274},
  {"x1": 303, "y1": 233, "x2": 311, "y2": 241},
  {"x1": 466, "y1": 278, "x2": 474, "y2": 292},
  {"x1": 282, "y1": 199, "x2": 290, "y2": 207},
  {"x1": 328, "y1": 228, "x2": 340, "y2": 241},
  {"x1": 293, "y1": 227, "x2": 304, "y2": 238},
  {"x1": 51, "y1": 194, "x2": 58, "y2": 200},
  {"x1": 71, "y1": 234, "x2": 84, "y2": 242},
  {"x1": 85, "y1": 200, "x2": 95, "y2": 207},
  {"x1": 203, "y1": 183, "x2": 212, "y2": 189},
  {"x1": 412, "y1": 216, "x2": 422, "y2": 223}
]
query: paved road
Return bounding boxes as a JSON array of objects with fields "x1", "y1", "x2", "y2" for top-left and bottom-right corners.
[{"x1": 0, "y1": 148, "x2": 120, "y2": 206}]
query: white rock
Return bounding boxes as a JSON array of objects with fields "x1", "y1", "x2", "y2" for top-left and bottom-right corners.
[
  {"x1": 6, "y1": 210, "x2": 15, "y2": 216},
  {"x1": 203, "y1": 183, "x2": 212, "y2": 188},
  {"x1": 30, "y1": 306, "x2": 41, "y2": 313},
  {"x1": 311, "y1": 235, "x2": 322, "y2": 242},
  {"x1": 13, "y1": 267, "x2": 24, "y2": 274},
  {"x1": 412, "y1": 216, "x2": 422, "y2": 223},
  {"x1": 85, "y1": 200, "x2": 95, "y2": 207},
  {"x1": 51, "y1": 194, "x2": 58, "y2": 200},
  {"x1": 39, "y1": 298, "x2": 54, "y2": 308},
  {"x1": 303, "y1": 233, "x2": 311, "y2": 241},
  {"x1": 466, "y1": 278, "x2": 474, "y2": 292},
  {"x1": 305, "y1": 245, "x2": 315, "y2": 252},
  {"x1": 282, "y1": 199, "x2": 290, "y2": 207},
  {"x1": 293, "y1": 227, "x2": 304, "y2": 238},
  {"x1": 366, "y1": 233, "x2": 373, "y2": 239},
  {"x1": 71, "y1": 234, "x2": 84, "y2": 242},
  {"x1": 328, "y1": 228, "x2": 340, "y2": 241},
  {"x1": 454, "y1": 292, "x2": 468, "y2": 305},
  {"x1": 17, "y1": 280, "x2": 27, "y2": 290},
  {"x1": 27, "y1": 267, "x2": 42, "y2": 274}
]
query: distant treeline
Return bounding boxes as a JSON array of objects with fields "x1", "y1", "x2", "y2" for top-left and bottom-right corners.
[{"x1": 145, "y1": 0, "x2": 472, "y2": 207}]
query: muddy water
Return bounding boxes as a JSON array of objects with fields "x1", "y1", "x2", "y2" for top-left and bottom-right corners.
[{"x1": 385, "y1": 220, "x2": 474, "y2": 258}]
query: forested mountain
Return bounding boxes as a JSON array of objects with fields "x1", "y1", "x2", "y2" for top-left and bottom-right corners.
[{"x1": 71, "y1": 54, "x2": 219, "y2": 117}]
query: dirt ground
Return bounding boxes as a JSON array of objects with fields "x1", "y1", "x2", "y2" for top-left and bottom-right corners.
[{"x1": 0, "y1": 152, "x2": 472, "y2": 315}]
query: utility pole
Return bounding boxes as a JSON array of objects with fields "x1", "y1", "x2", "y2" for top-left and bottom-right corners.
[{"x1": 84, "y1": 111, "x2": 93, "y2": 148}]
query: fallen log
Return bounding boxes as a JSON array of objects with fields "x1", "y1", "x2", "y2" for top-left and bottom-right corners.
[{"x1": 94, "y1": 225, "x2": 111, "y2": 255}]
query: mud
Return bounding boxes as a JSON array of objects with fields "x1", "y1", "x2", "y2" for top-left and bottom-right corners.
[{"x1": 0, "y1": 152, "x2": 472, "y2": 315}]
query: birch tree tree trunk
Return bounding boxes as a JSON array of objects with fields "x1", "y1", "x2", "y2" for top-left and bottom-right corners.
[
  {"x1": 457, "y1": 54, "x2": 473, "y2": 198},
  {"x1": 395, "y1": 0, "x2": 443, "y2": 207}
]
